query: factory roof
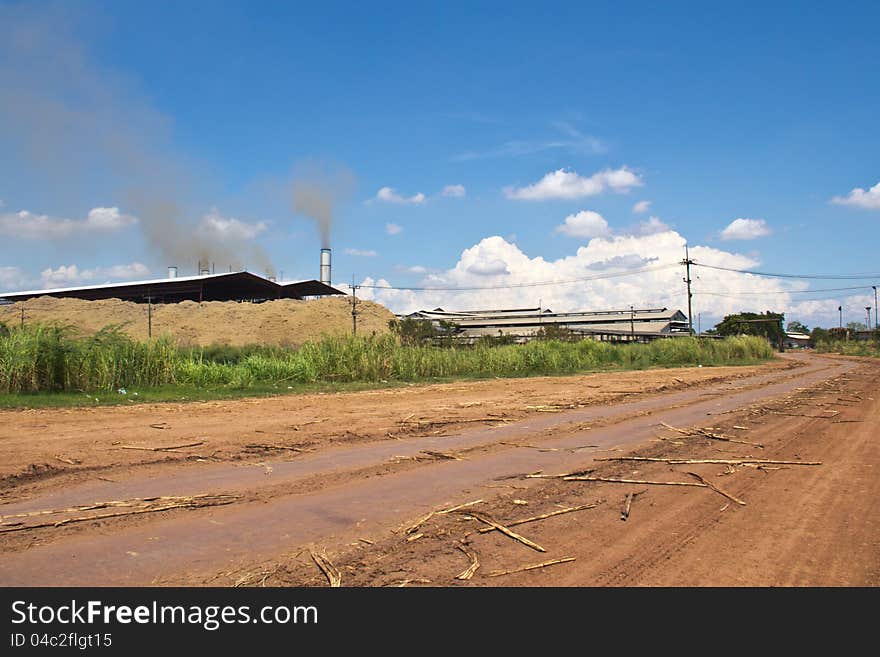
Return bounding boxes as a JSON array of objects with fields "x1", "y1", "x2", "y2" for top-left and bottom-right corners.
[{"x1": 0, "y1": 271, "x2": 345, "y2": 304}]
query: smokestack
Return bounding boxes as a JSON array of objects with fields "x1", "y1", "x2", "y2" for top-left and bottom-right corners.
[
  {"x1": 167, "y1": 266, "x2": 177, "y2": 279},
  {"x1": 320, "y1": 248, "x2": 331, "y2": 285}
]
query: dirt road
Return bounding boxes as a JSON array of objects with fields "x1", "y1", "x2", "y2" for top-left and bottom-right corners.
[{"x1": 1, "y1": 353, "x2": 877, "y2": 586}]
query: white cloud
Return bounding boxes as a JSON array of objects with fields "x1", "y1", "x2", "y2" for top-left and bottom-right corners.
[
  {"x1": 39, "y1": 262, "x2": 150, "y2": 288},
  {"x1": 831, "y1": 181, "x2": 880, "y2": 209},
  {"x1": 385, "y1": 222, "x2": 402, "y2": 235},
  {"x1": 83, "y1": 207, "x2": 138, "y2": 230},
  {"x1": 505, "y1": 166, "x2": 642, "y2": 201},
  {"x1": 720, "y1": 218, "x2": 771, "y2": 241},
  {"x1": 442, "y1": 184, "x2": 467, "y2": 198},
  {"x1": 637, "y1": 216, "x2": 670, "y2": 235},
  {"x1": 0, "y1": 206, "x2": 138, "y2": 240},
  {"x1": 467, "y1": 259, "x2": 510, "y2": 276},
  {"x1": 555, "y1": 210, "x2": 611, "y2": 238},
  {"x1": 0, "y1": 266, "x2": 28, "y2": 291},
  {"x1": 632, "y1": 200, "x2": 652, "y2": 214},
  {"x1": 357, "y1": 227, "x2": 854, "y2": 328},
  {"x1": 344, "y1": 248, "x2": 377, "y2": 257},
  {"x1": 198, "y1": 209, "x2": 267, "y2": 241},
  {"x1": 397, "y1": 265, "x2": 427, "y2": 274},
  {"x1": 376, "y1": 187, "x2": 426, "y2": 205}
]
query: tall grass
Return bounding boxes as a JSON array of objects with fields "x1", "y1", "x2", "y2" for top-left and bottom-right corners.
[
  {"x1": 0, "y1": 323, "x2": 774, "y2": 394},
  {"x1": 815, "y1": 339, "x2": 880, "y2": 358}
]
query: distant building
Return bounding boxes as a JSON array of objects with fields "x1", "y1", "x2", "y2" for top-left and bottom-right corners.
[
  {"x1": 403, "y1": 307, "x2": 691, "y2": 343},
  {"x1": 783, "y1": 331, "x2": 812, "y2": 349},
  {"x1": 0, "y1": 271, "x2": 344, "y2": 304}
]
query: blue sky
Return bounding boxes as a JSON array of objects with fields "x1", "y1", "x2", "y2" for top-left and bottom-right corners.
[{"x1": 1, "y1": 1, "x2": 878, "y2": 327}]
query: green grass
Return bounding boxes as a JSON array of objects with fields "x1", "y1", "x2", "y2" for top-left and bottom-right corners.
[
  {"x1": 0, "y1": 322, "x2": 775, "y2": 407},
  {"x1": 815, "y1": 340, "x2": 880, "y2": 358}
]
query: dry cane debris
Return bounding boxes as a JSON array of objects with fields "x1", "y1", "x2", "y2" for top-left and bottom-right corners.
[
  {"x1": 455, "y1": 545, "x2": 480, "y2": 580},
  {"x1": 685, "y1": 472, "x2": 747, "y2": 506},
  {"x1": 620, "y1": 491, "x2": 646, "y2": 521},
  {"x1": 458, "y1": 510, "x2": 546, "y2": 552},
  {"x1": 487, "y1": 557, "x2": 576, "y2": 578},
  {"x1": 659, "y1": 422, "x2": 763, "y2": 447},
  {"x1": 477, "y1": 502, "x2": 603, "y2": 534},
  {"x1": 310, "y1": 549, "x2": 342, "y2": 587},
  {"x1": 118, "y1": 441, "x2": 205, "y2": 452},
  {"x1": 596, "y1": 456, "x2": 821, "y2": 466},
  {"x1": 0, "y1": 494, "x2": 241, "y2": 533}
]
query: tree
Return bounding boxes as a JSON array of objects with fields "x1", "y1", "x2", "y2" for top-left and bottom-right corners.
[
  {"x1": 437, "y1": 320, "x2": 459, "y2": 347},
  {"x1": 810, "y1": 326, "x2": 830, "y2": 345},
  {"x1": 714, "y1": 311, "x2": 785, "y2": 343},
  {"x1": 786, "y1": 320, "x2": 809, "y2": 334},
  {"x1": 536, "y1": 324, "x2": 575, "y2": 341},
  {"x1": 388, "y1": 318, "x2": 437, "y2": 346},
  {"x1": 846, "y1": 321, "x2": 867, "y2": 331}
]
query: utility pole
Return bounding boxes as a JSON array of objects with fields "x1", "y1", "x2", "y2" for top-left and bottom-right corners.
[
  {"x1": 630, "y1": 305, "x2": 635, "y2": 341},
  {"x1": 147, "y1": 293, "x2": 152, "y2": 338},
  {"x1": 20, "y1": 303, "x2": 25, "y2": 327},
  {"x1": 351, "y1": 274, "x2": 359, "y2": 337},
  {"x1": 838, "y1": 305, "x2": 842, "y2": 328},
  {"x1": 873, "y1": 286, "x2": 878, "y2": 330},
  {"x1": 681, "y1": 245, "x2": 694, "y2": 335}
]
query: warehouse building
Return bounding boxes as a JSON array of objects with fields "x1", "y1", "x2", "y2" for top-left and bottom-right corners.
[
  {"x1": 0, "y1": 270, "x2": 344, "y2": 304},
  {"x1": 404, "y1": 307, "x2": 691, "y2": 342}
]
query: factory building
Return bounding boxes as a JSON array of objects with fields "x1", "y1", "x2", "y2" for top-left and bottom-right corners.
[
  {"x1": 404, "y1": 307, "x2": 691, "y2": 343},
  {"x1": 0, "y1": 248, "x2": 344, "y2": 304},
  {"x1": 0, "y1": 271, "x2": 344, "y2": 304}
]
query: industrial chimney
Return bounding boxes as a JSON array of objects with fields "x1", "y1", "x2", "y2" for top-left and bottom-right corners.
[
  {"x1": 167, "y1": 266, "x2": 178, "y2": 279},
  {"x1": 320, "y1": 248, "x2": 331, "y2": 285}
]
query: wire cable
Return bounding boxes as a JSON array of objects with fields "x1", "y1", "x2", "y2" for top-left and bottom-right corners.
[
  {"x1": 691, "y1": 262, "x2": 880, "y2": 280},
  {"x1": 356, "y1": 262, "x2": 680, "y2": 291}
]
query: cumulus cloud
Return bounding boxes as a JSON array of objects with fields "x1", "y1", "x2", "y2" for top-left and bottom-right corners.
[
  {"x1": 632, "y1": 200, "x2": 652, "y2": 214},
  {"x1": 442, "y1": 184, "x2": 466, "y2": 198},
  {"x1": 344, "y1": 248, "x2": 377, "y2": 257},
  {"x1": 198, "y1": 209, "x2": 267, "y2": 241},
  {"x1": 720, "y1": 218, "x2": 771, "y2": 241},
  {"x1": 356, "y1": 225, "x2": 853, "y2": 329},
  {"x1": 466, "y1": 259, "x2": 510, "y2": 276},
  {"x1": 386, "y1": 222, "x2": 402, "y2": 235},
  {"x1": 831, "y1": 181, "x2": 880, "y2": 209},
  {"x1": 375, "y1": 187, "x2": 426, "y2": 205},
  {"x1": 39, "y1": 262, "x2": 150, "y2": 288},
  {"x1": 0, "y1": 206, "x2": 138, "y2": 240},
  {"x1": 505, "y1": 166, "x2": 642, "y2": 201},
  {"x1": 0, "y1": 266, "x2": 28, "y2": 291},
  {"x1": 637, "y1": 216, "x2": 670, "y2": 235},
  {"x1": 555, "y1": 210, "x2": 611, "y2": 238}
]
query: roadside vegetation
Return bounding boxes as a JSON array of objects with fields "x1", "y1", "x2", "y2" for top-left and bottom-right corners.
[
  {"x1": 814, "y1": 339, "x2": 880, "y2": 358},
  {"x1": 0, "y1": 321, "x2": 774, "y2": 402}
]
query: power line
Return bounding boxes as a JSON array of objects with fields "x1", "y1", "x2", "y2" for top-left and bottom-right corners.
[
  {"x1": 355, "y1": 262, "x2": 679, "y2": 291},
  {"x1": 691, "y1": 262, "x2": 880, "y2": 280},
  {"x1": 696, "y1": 284, "x2": 876, "y2": 298}
]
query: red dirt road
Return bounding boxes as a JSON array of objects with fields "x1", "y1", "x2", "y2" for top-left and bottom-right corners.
[{"x1": 1, "y1": 353, "x2": 877, "y2": 586}]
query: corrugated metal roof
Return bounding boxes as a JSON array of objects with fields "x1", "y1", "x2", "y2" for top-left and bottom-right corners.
[
  {"x1": 0, "y1": 270, "x2": 247, "y2": 298},
  {"x1": 0, "y1": 271, "x2": 344, "y2": 302}
]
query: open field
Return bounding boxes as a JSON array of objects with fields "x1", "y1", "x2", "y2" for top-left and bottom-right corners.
[{"x1": 1, "y1": 352, "x2": 876, "y2": 586}]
